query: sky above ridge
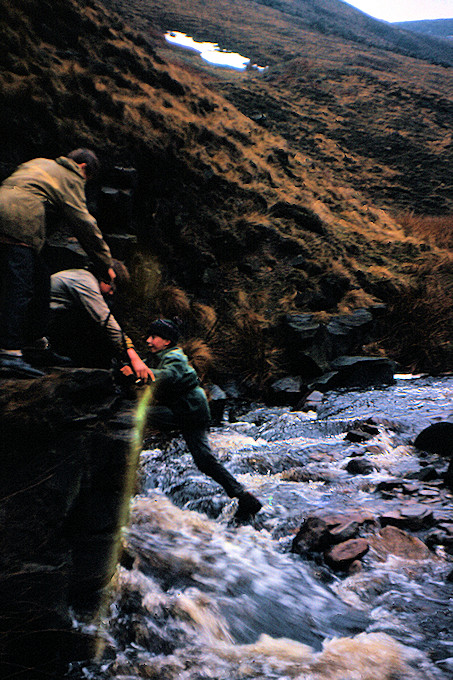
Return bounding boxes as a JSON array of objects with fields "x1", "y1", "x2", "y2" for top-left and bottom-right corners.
[{"x1": 342, "y1": 0, "x2": 453, "y2": 23}]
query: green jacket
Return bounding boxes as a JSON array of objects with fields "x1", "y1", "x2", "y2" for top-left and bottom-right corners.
[
  {"x1": 0, "y1": 156, "x2": 112, "y2": 276},
  {"x1": 149, "y1": 346, "x2": 211, "y2": 428}
]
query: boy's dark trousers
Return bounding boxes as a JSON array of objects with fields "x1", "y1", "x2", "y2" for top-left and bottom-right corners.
[{"x1": 147, "y1": 405, "x2": 244, "y2": 498}]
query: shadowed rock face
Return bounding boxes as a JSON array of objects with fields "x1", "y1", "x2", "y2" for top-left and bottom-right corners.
[{"x1": 0, "y1": 370, "x2": 138, "y2": 679}]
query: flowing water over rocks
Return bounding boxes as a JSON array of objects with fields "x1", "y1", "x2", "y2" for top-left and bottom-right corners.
[{"x1": 68, "y1": 376, "x2": 453, "y2": 680}]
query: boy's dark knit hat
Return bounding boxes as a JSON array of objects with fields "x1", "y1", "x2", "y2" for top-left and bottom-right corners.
[{"x1": 148, "y1": 318, "x2": 181, "y2": 343}]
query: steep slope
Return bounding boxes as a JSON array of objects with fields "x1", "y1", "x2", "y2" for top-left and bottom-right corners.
[{"x1": 1, "y1": 0, "x2": 452, "y2": 381}]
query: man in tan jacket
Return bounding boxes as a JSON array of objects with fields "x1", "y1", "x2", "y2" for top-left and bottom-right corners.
[
  {"x1": 0, "y1": 149, "x2": 114, "y2": 377},
  {"x1": 50, "y1": 263, "x2": 153, "y2": 382}
]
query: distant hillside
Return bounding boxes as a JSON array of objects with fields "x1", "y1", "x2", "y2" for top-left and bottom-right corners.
[
  {"x1": 394, "y1": 18, "x2": 453, "y2": 42},
  {"x1": 107, "y1": 0, "x2": 453, "y2": 67},
  {"x1": 0, "y1": 0, "x2": 452, "y2": 379},
  {"x1": 106, "y1": 0, "x2": 453, "y2": 216}
]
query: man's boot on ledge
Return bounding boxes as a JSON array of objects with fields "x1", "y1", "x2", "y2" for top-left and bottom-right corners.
[
  {"x1": 23, "y1": 337, "x2": 73, "y2": 367},
  {"x1": 0, "y1": 351, "x2": 45, "y2": 378}
]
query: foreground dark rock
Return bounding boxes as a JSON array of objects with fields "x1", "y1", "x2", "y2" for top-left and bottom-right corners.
[{"x1": 0, "y1": 370, "x2": 138, "y2": 679}]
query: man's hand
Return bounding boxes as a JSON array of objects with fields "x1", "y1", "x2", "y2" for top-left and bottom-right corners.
[
  {"x1": 125, "y1": 348, "x2": 155, "y2": 382},
  {"x1": 130, "y1": 356, "x2": 155, "y2": 382},
  {"x1": 120, "y1": 364, "x2": 134, "y2": 377}
]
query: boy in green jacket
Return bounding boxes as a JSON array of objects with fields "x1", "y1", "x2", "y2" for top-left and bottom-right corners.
[{"x1": 145, "y1": 318, "x2": 262, "y2": 522}]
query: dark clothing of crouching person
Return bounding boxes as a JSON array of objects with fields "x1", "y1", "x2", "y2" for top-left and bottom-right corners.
[{"x1": 145, "y1": 318, "x2": 262, "y2": 522}]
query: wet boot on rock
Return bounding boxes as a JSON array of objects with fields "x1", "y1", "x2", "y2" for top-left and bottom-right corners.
[{"x1": 234, "y1": 491, "x2": 262, "y2": 522}]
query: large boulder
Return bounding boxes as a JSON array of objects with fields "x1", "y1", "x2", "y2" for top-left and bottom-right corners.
[
  {"x1": 414, "y1": 422, "x2": 453, "y2": 457},
  {"x1": 414, "y1": 421, "x2": 453, "y2": 490}
]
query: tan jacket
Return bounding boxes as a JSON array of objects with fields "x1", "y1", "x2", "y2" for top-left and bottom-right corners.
[
  {"x1": 50, "y1": 268, "x2": 132, "y2": 356},
  {"x1": 0, "y1": 156, "x2": 112, "y2": 275}
]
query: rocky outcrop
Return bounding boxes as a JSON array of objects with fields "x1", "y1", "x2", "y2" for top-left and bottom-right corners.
[
  {"x1": 281, "y1": 308, "x2": 384, "y2": 373},
  {"x1": 0, "y1": 369, "x2": 138, "y2": 679},
  {"x1": 268, "y1": 308, "x2": 396, "y2": 405},
  {"x1": 291, "y1": 511, "x2": 377, "y2": 572}
]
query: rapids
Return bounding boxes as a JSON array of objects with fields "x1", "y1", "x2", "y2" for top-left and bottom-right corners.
[{"x1": 68, "y1": 375, "x2": 453, "y2": 680}]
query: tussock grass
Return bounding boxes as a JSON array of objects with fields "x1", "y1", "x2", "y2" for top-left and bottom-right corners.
[
  {"x1": 398, "y1": 212, "x2": 453, "y2": 249},
  {"x1": 189, "y1": 303, "x2": 217, "y2": 337},
  {"x1": 155, "y1": 285, "x2": 191, "y2": 319},
  {"x1": 212, "y1": 291, "x2": 285, "y2": 389},
  {"x1": 129, "y1": 253, "x2": 162, "y2": 300},
  {"x1": 380, "y1": 260, "x2": 453, "y2": 373},
  {"x1": 181, "y1": 338, "x2": 214, "y2": 382}
]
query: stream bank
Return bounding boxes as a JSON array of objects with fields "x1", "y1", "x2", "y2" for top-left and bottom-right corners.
[{"x1": 67, "y1": 374, "x2": 453, "y2": 680}]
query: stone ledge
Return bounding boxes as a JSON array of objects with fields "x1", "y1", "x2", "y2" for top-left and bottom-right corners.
[{"x1": 0, "y1": 369, "x2": 139, "y2": 678}]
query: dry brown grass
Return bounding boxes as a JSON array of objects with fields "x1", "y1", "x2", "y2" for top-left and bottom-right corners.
[
  {"x1": 155, "y1": 285, "x2": 191, "y2": 319},
  {"x1": 212, "y1": 291, "x2": 285, "y2": 388},
  {"x1": 129, "y1": 253, "x2": 162, "y2": 300},
  {"x1": 397, "y1": 212, "x2": 453, "y2": 249},
  {"x1": 379, "y1": 261, "x2": 453, "y2": 373},
  {"x1": 189, "y1": 302, "x2": 217, "y2": 337},
  {"x1": 181, "y1": 338, "x2": 214, "y2": 382}
]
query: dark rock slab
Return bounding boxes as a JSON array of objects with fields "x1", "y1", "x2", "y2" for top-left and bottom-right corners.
[
  {"x1": 269, "y1": 375, "x2": 304, "y2": 406},
  {"x1": 0, "y1": 370, "x2": 139, "y2": 677},
  {"x1": 329, "y1": 356, "x2": 397, "y2": 388},
  {"x1": 380, "y1": 505, "x2": 435, "y2": 531}
]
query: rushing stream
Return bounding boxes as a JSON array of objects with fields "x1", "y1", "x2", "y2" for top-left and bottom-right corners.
[{"x1": 68, "y1": 375, "x2": 453, "y2": 680}]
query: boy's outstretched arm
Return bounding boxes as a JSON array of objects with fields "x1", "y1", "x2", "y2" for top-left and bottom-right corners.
[{"x1": 123, "y1": 348, "x2": 155, "y2": 381}]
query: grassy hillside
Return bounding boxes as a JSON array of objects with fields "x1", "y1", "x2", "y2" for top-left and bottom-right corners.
[
  {"x1": 394, "y1": 19, "x2": 453, "y2": 42},
  {"x1": 1, "y1": 0, "x2": 452, "y2": 383}
]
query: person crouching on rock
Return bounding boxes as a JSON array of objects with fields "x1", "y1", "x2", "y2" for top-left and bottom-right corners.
[
  {"x1": 50, "y1": 260, "x2": 153, "y2": 382},
  {"x1": 144, "y1": 317, "x2": 262, "y2": 522}
]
